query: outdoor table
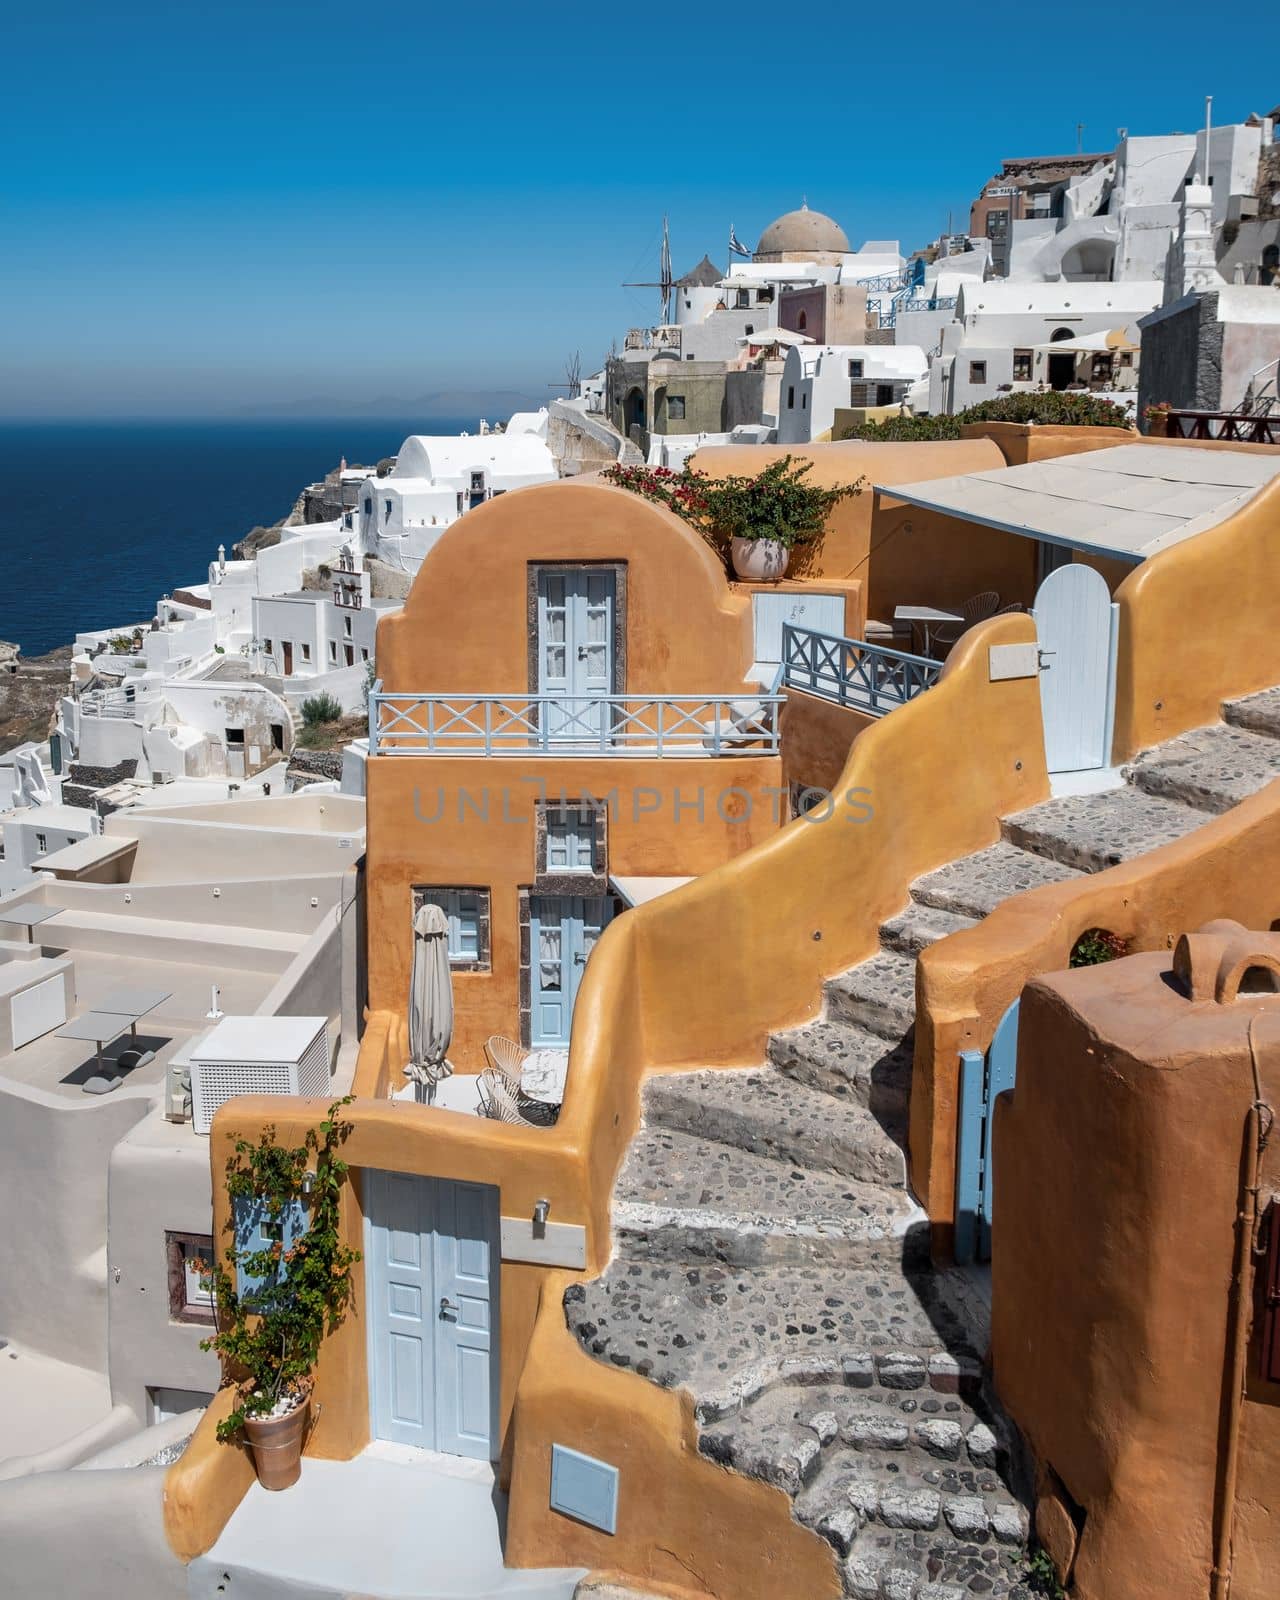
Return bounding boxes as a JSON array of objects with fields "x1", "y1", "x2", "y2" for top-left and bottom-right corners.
[
  {"x1": 59, "y1": 988, "x2": 172, "y2": 1090},
  {"x1": 57, "y1": 1010, "x2": 133, "y2": 1091},
  {"x1": 893, "y1": 605, "x2": 963, "y2": 657},
  {"x1": 89, "y1": 986, "x2": 171, "y2": 1048},
  {"x1": 0, "y1": 903, "x2": 64, "y2": 945},
  {"x1": 520, "y1": 1048, "x2": 570, "y2": 1105}
]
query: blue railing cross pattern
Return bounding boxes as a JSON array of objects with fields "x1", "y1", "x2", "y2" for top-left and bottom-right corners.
[
  {"x1": 367, "y1": 685, "x2": 783, "y2": 756},
  {"x1": 780, "y1": 624, "x2": 941, "y2": 716}
]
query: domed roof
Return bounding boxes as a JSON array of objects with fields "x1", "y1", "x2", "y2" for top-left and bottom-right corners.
[{"x1": 756, "y1": 203, "x2": 850, "y2": 256}]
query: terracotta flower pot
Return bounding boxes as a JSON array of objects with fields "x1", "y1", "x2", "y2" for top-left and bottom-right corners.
[
  {"x1": 242, "y1": 1386, "x2": 311, "y2": 1491},
  {"x1": 730, "y1": 537, "x2": 790, "y2": 582}
]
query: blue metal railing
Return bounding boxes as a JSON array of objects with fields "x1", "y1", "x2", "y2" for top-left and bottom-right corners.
[
  {"x1": 367, "y1": 685, "x2": 783, "y2": 756},
  {"x1": 780, "y1": 624, "x2": 941, "y2": 716}
]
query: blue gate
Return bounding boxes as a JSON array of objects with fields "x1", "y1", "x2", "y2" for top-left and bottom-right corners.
[{"x1": 954, "y1": 999, "x2": 1020, "y2": 1264}]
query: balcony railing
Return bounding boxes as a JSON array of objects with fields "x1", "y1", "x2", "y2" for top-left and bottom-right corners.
[
  {"x1": 367, "y1": 685, "x2": 782, "y2": 756},
  {"x1": 781, "y1": 624, "x2": 941, "y2": 716},
  {"x1": 1162, "y1": 409, "x2": 1280, "y2": 445}
]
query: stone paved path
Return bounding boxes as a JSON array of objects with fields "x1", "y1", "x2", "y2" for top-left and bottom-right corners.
[{"x1": 566, "y1": 691, "x2": 1280, "y2": 1599}]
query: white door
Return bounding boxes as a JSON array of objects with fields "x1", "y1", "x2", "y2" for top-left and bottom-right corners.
[
  {"x1": 530, "y1": 895, "x2": 613, "y2": 1047},
  {"x1": 537, "y1": 570, "x2": 615, "y2": 742},
  {"x1": 1032, "y1": 562, "x2": 1118, "y2": 774},
  {"x1": 366, "y1": 1170, "x2": 500, "y2": 1461}
]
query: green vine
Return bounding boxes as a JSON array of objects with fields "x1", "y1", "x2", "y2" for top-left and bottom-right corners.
[
  {"x1": 1026, "y1": 1546, "x2": 1067, "y2": 1597},
  {"x1": 196, "y1": 1097, "x2": 361, "y2": 1442},
  {"x1": 602, "y1": 455, "x2": 862, "y2": 557},
  {"x1": 1069, "y1": 928, "x2": 1129, "y2": 967}
]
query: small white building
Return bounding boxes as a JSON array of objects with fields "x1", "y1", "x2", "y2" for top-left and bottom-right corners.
[
  {"x1": 778, "y1": 344, "x2": 929, "y2": 443},
  {"x1": 928, "y1": 280, "x2": 1161, "y2": 414},
  {"x1": 357, "y1": 422, "x2": 557, "y2": 575}
]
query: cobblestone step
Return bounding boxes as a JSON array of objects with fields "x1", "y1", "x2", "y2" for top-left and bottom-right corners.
[
  {"x1": 838, "y1": 1525, "x2": 1033, "y2": 1600},
  {"x1": 909, "y1": 842, "x2": 1084, "y2": 921},
  {"x1": 1125, "y1": 722, "x2": 1280, "y2": 814},
  {"x1": 700, "y1": 1380, "x2": 1004, "y2": 1500},
  {"x1": 1223, "y1": 685, "x2": 1280, "y2": 740},
  {"x1": 1000, "y1": 786, "x2": 1204, "y2": 873},
  {"x1": 766, "y1": 1021, "x2": 912, "y2": 1120},
  {"x1": 879, "y1": 902, "x2": 980, "y2": 959},
  {"x1": 565, "y1": 1259, "x2": 984, "y2": 1422},
  {"x1": 612, "y1": 1126, "x2": 920, "y2": 1267},
  {"x1": 825, "y1": 951, "x2": 918, "y2": 1040},
  {"x1": 643, "y1": 1068, "x2": 907, "y2": 1189}
]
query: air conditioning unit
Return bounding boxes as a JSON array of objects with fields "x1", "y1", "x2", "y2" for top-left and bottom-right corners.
[{"x1": 187, "y1": 1015, "x2": 329, "y2": 1136}]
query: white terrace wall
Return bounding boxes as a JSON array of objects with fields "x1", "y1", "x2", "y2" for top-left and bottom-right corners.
[{"x1": 0, "y1": 1080, "x2": 153, "y2": 1368}]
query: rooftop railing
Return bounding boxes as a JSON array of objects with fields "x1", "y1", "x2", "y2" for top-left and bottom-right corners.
[
  {"x1": 781, "y1": 623, "x2": 941, "y2": 716},
  {"x1": 1162, "y1": 408, "x2": 1280, "y2": 445},
  {"x1": 367, "y1": 685, "x2": 782, "y2": 757}
]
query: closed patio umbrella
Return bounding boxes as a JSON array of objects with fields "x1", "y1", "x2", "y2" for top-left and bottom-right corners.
[{"x1": 406, "y1": 902, "x2": 454, "y2": 1104}]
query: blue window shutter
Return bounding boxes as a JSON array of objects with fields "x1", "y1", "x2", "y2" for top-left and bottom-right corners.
[{"x1": 233, "y1": 1195, "x2": 309, "y2": 1304}]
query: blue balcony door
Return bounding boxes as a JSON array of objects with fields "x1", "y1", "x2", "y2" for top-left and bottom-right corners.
[
  {"x1": 537, "y1": 569, "x2": 615, "y2": 743},
  {"x1": 365, "y1": 1169, "x2": 500, "y2": 1461},
  {"x1": 529, "y1": 895, "x2": 613, "y2": 1046}
]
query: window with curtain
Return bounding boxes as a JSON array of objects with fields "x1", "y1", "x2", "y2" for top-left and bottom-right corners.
[{"x1": 411, "y1": 886, "x2": 490, "y2": 969}]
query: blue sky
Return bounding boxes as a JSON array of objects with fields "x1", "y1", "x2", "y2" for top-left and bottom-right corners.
[{"x1": 4, "y1": 2, "x2": 1276, "y2": 418}]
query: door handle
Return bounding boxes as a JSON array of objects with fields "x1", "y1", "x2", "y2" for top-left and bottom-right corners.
[
  {"x1": 1037, "y1": 649, "x2": 1056, "y2": 669},
  {"x1": 439, "y1": 1297, "x2": 458, "y2": 1321},
  {"x1": 574, "y1": 953, "x2": 587, "y2": 964},
  {"x1": 577, "y1": 645, "x2": 589, "y2": 660}
]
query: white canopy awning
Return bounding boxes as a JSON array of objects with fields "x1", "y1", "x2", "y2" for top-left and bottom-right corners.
[{"x1": 877, "y1": 443, "x2": 1280, "y2": 564}]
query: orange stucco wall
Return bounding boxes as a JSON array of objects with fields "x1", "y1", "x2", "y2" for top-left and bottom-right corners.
[
  {"x1": 365, "y1": 753, "x2": 786, "y2": 1066},
  {"x1": 780, "y1": 688, "x2": 874, "y2": 798},
  {"x1": 1111, "y1": 473, "x2": 1280, "y2": 760},
  {"x1": 959, "y1": 420, "x2": 1138, "y2": 466},
  {"x1": 912, "y1": 779, "x2": 1280, "y2": 1245},
  {"x1": 991, "y1": 954, "x2": 1280, "y2": 1599},
  {"x1": 376, "y1": 478, "x2": 754, "y2": 697},
  {"x1": 692, "y1": 438, "x2": 1038, "y2": 630}
]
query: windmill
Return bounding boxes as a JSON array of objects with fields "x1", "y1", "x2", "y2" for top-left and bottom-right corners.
[
  {"x1": 547, "y1": 351, "x2": 583, "y2": 400},
  {"x1": 622, "y1": 215, "x2": 674, "y2": 325}
]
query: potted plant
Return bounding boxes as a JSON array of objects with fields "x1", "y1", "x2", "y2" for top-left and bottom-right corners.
[
  {"x1": 196, "y1": 1098, "x2": 360, "y2": 1490},
  {"x1": 603, "y1": 455, "x2": 861, "y2": 581}
]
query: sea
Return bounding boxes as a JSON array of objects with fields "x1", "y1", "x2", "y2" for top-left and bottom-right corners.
[{"x1": 0, "y1": 418, "x2": 476, "y2": 658}]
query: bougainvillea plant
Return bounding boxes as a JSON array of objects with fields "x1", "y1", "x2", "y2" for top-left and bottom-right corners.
[
  {"x1": 196, "y1": 1097, "x2": 361, "y2": 1442},
  {"x1": 603, "y1": 454, "x2": 862, "y2": 561},
  {"x1": 1069, "y1": 927, "x2": 1131, "y2": 967}
]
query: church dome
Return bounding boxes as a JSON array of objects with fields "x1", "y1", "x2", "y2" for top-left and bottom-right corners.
[{"x1": 756, "y1": 203, "x2": 850, "y2": 257}]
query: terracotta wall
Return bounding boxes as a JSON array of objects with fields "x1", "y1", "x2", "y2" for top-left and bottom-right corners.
[
  {"x1": 1111, "y1": 473, "x2": 1280, "y2": 759},
  {"x1": 365, "y1": 753, "x2": 786, "y2": 1065},
  {"x1": 991, "y1": 951, "x2": 1280, "y2": 1599},
  {"x1": 375, "y1": 479, "x2": 753, "y2": 697},
  {"x1": 692, "y1": 438, "x2": 1037, "y2": 629},
  {"x1": 780, "y1": 689, "x2": 874, "y2": 798},
  {"x1": 959, "y1": 421, "x2": 1138, "y2": 466},
  {"x1": 912, "y1": 779, "x2": 1280, "y2": 1246}
]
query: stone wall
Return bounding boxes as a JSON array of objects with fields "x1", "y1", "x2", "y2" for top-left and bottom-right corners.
[
  {"x1": 286, "y1": 749, "x2": 344, "y2": 789},
  {"x1": 1137, "y1": 291, "x2": 1222, "y2": 415}
]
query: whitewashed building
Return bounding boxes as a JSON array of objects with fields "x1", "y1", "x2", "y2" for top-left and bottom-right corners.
[
  {"x1": 778, "y1": 344, "x2": 929, "y2": 443},
  {"x1": 357, "y1": 419, "x2": 557, "y2": 575}
]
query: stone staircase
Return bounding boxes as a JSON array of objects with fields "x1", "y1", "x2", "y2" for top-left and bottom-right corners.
[{"x1": 565, "y1": 690, "x2": 1280, "y2": 1599}]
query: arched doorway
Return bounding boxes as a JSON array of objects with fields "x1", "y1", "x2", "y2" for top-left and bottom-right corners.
[
  {"x1": 1047, "y1": 327, "x2": 1076, "y2": 391},
  {"x1": 623, "y1": 387, "x2": 646, "y2": 434}
]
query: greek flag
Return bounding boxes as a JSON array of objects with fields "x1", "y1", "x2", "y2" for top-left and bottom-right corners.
[{"x1": 728, "y1": 224, "x2": 753, "y2": 258}]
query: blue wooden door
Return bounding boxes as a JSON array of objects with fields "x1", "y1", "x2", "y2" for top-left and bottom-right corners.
[
  {"x1": 1032, "y1": 563, "x2": 1118, "y2": 774},
  {"x1": 366, "y1": 1171, "x2": 500, "y2": 1460},
  {"x1": 537, "y1": 570, "x2": 615, "y2": 742},
  {"x1": 365, "y1": 1169, "x2": 436, "y2": 1448},
  {"x1": 432, "y1": 1179, "x2": 500, "y2": 1460},
  {"x1": 954, "y1": 999, "x2": 1020, "y2": 1265},
  {"x1": 530, "y1": 895, "x2": 613, "y2": 1046}
]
